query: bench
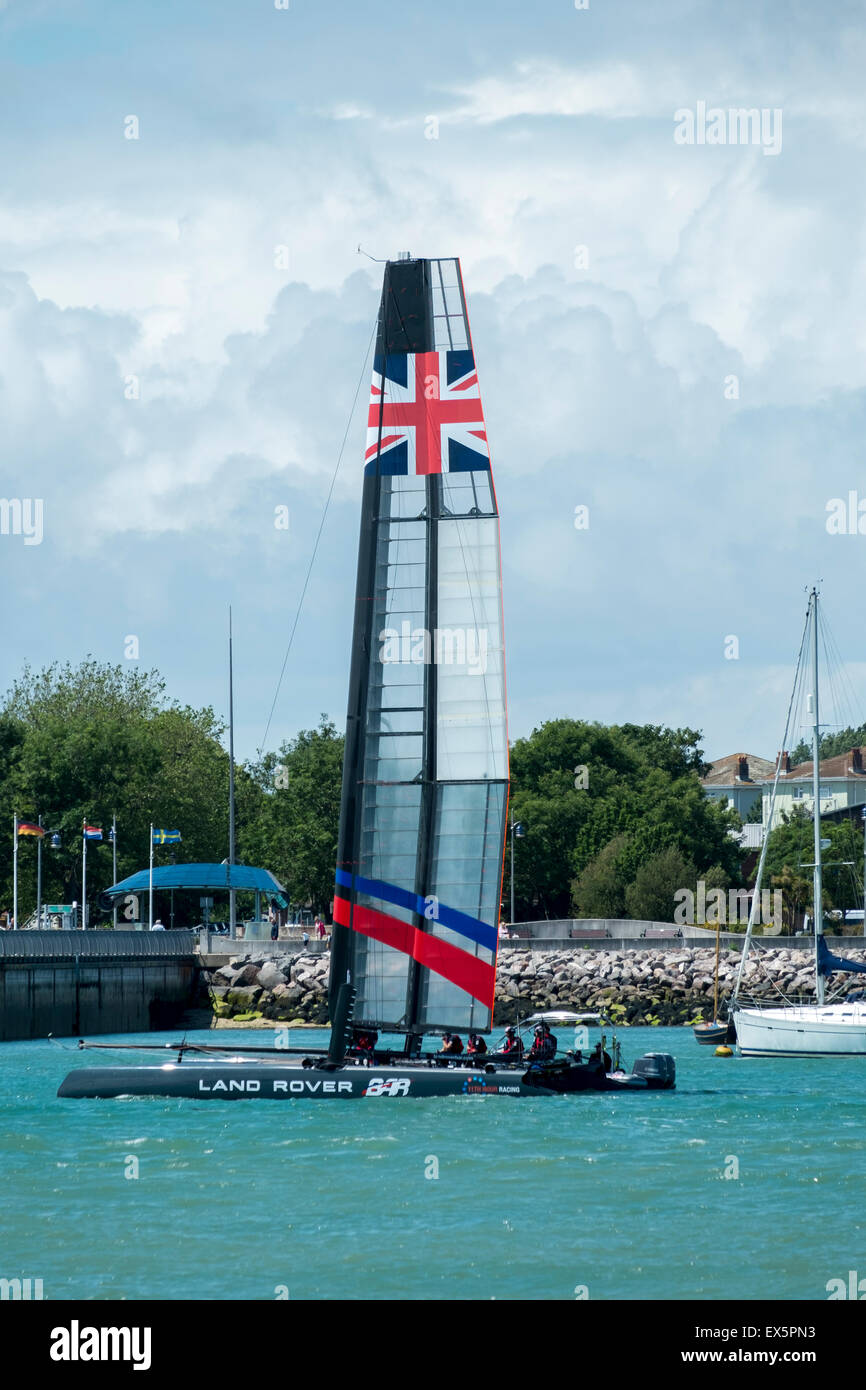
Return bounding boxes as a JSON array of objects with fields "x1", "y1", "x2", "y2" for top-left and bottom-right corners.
[
  {"x1": 569, "y1": 927, "x2": 611, "y2": 939},
  {"x1": 640, "y1": 928, "x2": 683, "y2": 940}
]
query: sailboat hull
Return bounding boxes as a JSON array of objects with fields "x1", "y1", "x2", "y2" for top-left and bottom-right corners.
[
  {"x1": 57, "y1": 1058, "x2": 675, "y2": 1100},
  {"x1": 734, "y1": 1003, "x2": 866, "y2": 1056}
]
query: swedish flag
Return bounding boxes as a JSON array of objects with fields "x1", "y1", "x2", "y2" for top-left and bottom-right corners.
[{"x1": 152, "y1": 829, "x2": 182, "y2": 845}]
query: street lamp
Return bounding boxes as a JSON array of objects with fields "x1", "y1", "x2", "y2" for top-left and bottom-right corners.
[
  {"x1": 37, "y1": 819, "x2": 63, "y2": 929},
  {"x1": 509, "y1": 816, "x2": 525, "y2": 927}
]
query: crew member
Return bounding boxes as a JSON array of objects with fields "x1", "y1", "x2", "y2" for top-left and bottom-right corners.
[
  {"x1": 467, "y1": 1032, "x2": 487, "y2": 1055},
  {"x1": 501, "y1": 1025, "x2": 524, "y2": 1058},
  {"x1": 439, "y1": 1032, "x2": 464, "y2": 1055},
  {"x1": 350, "y1": 1029, "x2": 377, "y2": 1063},
  {"x1": 528, "y1": 1022, "x2": 557, "y2": 1062},
  {"x1": 590, "y1": 1041, "x2": 612, "y2": 1071}
]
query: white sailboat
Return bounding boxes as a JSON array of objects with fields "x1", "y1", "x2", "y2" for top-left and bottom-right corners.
[{"x1": 732, "y1": 588, "x2": 866, "y2": 1056}]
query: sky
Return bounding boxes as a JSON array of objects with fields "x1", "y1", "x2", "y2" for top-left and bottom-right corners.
[{"x1": 1, "y1": 0, "x2": 865, "y2": 766}]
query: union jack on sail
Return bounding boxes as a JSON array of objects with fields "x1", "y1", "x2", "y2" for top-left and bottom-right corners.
[{"x1": 365, "y1": 349, "x2": 490, "y2": 476}]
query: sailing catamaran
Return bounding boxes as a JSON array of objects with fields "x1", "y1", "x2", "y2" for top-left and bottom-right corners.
[
  {"x1": 732, "y1": 588, "x2": 866, "y2": 1056},
  {"x1": 58, "y1": 254, "x2": 675, "y2": 1099}
]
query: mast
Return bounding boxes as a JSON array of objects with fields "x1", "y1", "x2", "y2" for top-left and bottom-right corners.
[
  {"x1": 228, "y1": 606, "x2": 236, "y2": 935},
  {"x1": 733, "y1": 596, "x2": 813, "y2": 1004},
  {"x1": 811, "y1": 588, "x2": 824, "y2": 1005},
  {"x1": 331, "y1": 255, "x2": 508, "y2": 1036}
]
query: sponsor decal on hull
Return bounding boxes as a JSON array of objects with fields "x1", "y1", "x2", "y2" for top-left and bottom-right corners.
[
  {"x1": 461, "y1": 1073, "x2": 521, "y2": 1095},
  {"x1": 197, "y1": 1078, "x2": 354, "y2": 1094},
  {"x1": 362, "y1": 1077, "x2": 412, "y2": 1096}
]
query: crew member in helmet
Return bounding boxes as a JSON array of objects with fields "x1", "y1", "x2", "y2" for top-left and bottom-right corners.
[
  {"x1": 439, "y1": 1032, "x2": 464, "y2": 1055},
  {"x1": 528, "y1": 1022, "x2": 557, "y2": 1062},
  {"x1": 501, "y1": 1025, "x2": 524, "y2": 1059},
  {"x1": 350, "y1": 1029, "x2": 378, "y2": 1064},
  {"x1": 467, "y1": 1032, "x2": 487, "y2": 1055}
]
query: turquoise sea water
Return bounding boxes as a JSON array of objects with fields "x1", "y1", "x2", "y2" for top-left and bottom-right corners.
[{"x1": 3, "y1": 1026, "x2": 864, "y2": 1302}]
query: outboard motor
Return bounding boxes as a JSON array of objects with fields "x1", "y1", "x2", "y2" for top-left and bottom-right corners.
[{"x1": 632, "y1": 1053, "x2": 676, "y2": 1090}]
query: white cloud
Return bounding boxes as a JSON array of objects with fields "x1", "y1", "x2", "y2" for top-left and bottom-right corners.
[{"x1": 444, "y1": 61, "x2": 650, "y2": 124}]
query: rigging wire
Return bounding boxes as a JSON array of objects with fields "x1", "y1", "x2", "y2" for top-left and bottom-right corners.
[
  {"x1": 734, "y1": 596, "x2": 812, "y2": 996},
  {"x1": 258, "y1": 319, "x2": 377, "y2": 757}
]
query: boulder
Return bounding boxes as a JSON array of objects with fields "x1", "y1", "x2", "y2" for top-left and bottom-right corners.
[
  {"x1": 231, "y1": 963, "x2": 261, "y2": 987},
  {"x1": 258, "y1": 961, "x2": 288, "y2": 991},
  {"x1": 226, "y1": 985, "x2": 263, "y2": 1009}
]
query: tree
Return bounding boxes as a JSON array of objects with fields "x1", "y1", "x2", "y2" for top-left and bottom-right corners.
[
  {"x1": 625, "y1": 846, "x2": 698, "y2": 922},
  {"x1": 0, "y1": 660, "x2": 263, "y2": 927},
  {"x1": 508, "y1": 719, "x2": 740, "y2": 922},
  {"x1": 762, "y1": 809, "x2": 860, "y2": 921},
  {"x1": 770, "y1": 865, "x2": 813, "y2": 934},
  {"x1": 791, "y1": 724, "x2": 866, "y2": 766},
  {"x1": 242, "y1": 717, "x2": 344, "y2": 916},
  {"x1": 571, "y1": 834, "x2": 631, "y2": 918}
]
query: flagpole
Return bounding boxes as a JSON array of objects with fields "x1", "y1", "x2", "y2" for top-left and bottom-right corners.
[
  {"x1": 149, "y1": 824, "x2": 154, "y2": 930},
  {"x1": 81, "y1": 820, "x2": 87, "y2": 931},
  {"x1": 112, "y1": 813, "x2": 117, "y2": 930},
  {"x1": 36, "y1": 814, "x2": 43, "y2": 930},
  {"x1": 12, "y1": 813, "x2": 18, "y2": 931}
]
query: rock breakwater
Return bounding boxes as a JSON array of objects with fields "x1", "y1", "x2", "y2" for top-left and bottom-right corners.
[{"x1": 200, "y1": 945, "x2": 866, "y2": 1028}]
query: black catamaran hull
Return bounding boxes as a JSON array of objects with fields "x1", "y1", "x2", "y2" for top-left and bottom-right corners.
[{"x1": 57, "y1": 1058, "x2": 675, "y2": 1100}]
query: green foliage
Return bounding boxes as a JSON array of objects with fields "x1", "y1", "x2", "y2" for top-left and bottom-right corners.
[
  {"x1": 625, "y1": 846, "x2": 698, "y2": 922},
  {"x1": 571, "y1": 834, "x2": 630, "y2": 918},
  {"x1": 242, "y1": 717, "x2": 344, "y2": 916},
  {"x1": 704, "y1": 863, "x2": 730, "y2": 892},
  {"x1": 790, "y1": 724, "x2": 866, "y2": 766},
  {"x1": 0, "y1": 660, "x2": 258, "y2": 927},
  {"x1": 507, "y1": 718, "x2": 740, "y2": 920},
  {"x1": 763, "y1": 810, "x2": 862, "y2": 920},
  {"x1": 1, "y1": 666, "x2": 753, "y2": 934}
]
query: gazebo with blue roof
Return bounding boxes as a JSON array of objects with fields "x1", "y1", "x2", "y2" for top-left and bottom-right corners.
[{"x1": 105, "y1": 863, "x2": 287, "y2": 931}]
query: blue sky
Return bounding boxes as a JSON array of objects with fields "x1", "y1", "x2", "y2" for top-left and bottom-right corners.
[{"x1": 2, "y1": 0, "x2": 866, "y2": 764}]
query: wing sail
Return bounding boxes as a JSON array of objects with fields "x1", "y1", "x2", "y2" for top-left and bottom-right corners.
[{"x1": 331, "y1": 256, "x2": 508, "y2": 1034}]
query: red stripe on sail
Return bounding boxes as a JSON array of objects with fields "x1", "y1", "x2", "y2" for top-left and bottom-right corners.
[
  {"x1": 411, "y1": 930, "x2": 495, "y2": 1010},
  {"x1": 333, "y1": 895, "x2": 495, "y2": 1009}
]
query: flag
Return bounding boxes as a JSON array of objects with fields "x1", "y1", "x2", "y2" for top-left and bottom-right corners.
[
  {"x1": 17, "y1": 822, "x2": 45, "y2": 838},
  {"x1": 365, "y1": 350, "x2": 490, "y2": 476},
  {"x1": 152, "y1": 829, "x2": 181, "y2": 845},
  {"x1": 83, "y1": 825, "x2": 103, "y2": 841}
]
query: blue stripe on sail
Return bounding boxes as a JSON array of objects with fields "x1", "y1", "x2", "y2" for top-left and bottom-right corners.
[{"x1": 334, "y1": 869, "x2": 497, "y2": 953}]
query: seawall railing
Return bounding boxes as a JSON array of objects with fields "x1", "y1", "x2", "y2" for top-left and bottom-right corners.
[{"x1": 0, "y1": 930, "x2": 197, "y2": 959}]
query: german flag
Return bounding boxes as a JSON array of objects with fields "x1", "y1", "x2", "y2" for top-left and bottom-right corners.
[{"x1": 17, "y1": 822, "x2": 45, "y2": 837}]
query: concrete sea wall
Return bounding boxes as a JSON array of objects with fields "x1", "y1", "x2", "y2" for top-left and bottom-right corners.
[{"x1": 0, "y1": 932, "x2": 198, "y2": 1041}]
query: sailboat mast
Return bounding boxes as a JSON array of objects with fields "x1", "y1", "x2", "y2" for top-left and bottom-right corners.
[
  {"x1": 811, "y1": 588, "x2": 824, "y2": 1006},
  {"x1": 228, "y1": 606, "x2": 236, "y2": 935}
]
